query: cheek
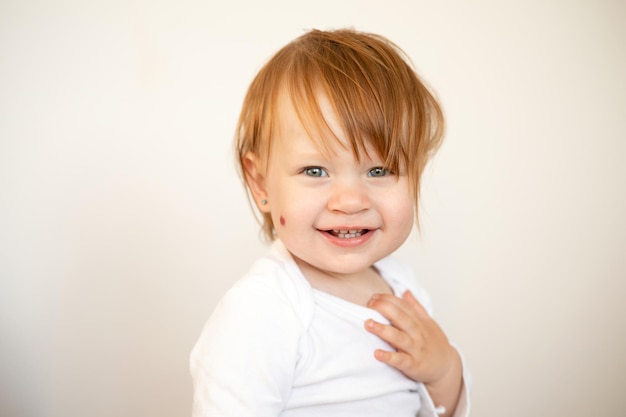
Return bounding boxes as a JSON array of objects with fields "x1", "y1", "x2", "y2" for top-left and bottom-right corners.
[
  {"x1": 400, "y1": 202, "x2": 416, "y2": 233},
  {"x1": 385, "y1": 191, "x2": 415, "y2": 229}
]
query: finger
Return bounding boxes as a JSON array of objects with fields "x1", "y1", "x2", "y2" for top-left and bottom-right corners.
[
  {"x1": 364, "y1": 319, "x2": 411, "y2": 350},
  {"x1": 402, "y1": 290, "x2": 430, "y2": 320},
  {"x1": 368, "y1": 293, "x2": 404, "y2": 309},
  {"x1": 373, "y1": 348, "x2": 414, "y2": 374},
  {"x1": 368, "y1": 292, "x2": 429, "y2": 334},
  {"x1": 368, "y1": 293, "x2": 411, "y2": 320}
]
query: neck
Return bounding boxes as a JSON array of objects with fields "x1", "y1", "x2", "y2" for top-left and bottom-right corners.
[{"x1": 292, "y1": 256, "x2": 392, "y2": 307}]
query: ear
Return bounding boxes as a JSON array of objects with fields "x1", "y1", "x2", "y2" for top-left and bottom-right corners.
[{"x1": 242, "y1": 152, "x2": 270, "y2": 213}]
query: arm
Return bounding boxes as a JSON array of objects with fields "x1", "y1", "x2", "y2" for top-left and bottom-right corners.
[
  {"x1": 190, "y1": 280, "x2": 301, "y2": 417},
  {"x1": 365, "y1": 291, "x2": 466, "y2": 417}
]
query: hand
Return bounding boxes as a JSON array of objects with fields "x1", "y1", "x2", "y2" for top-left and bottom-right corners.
[{"x1": 364, "y1": 290, "x2": 459, "y2": 386}]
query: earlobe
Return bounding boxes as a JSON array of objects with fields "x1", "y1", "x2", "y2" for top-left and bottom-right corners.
[{"x1": 243, "y1": 152, "x2": 270, "y2": 213}]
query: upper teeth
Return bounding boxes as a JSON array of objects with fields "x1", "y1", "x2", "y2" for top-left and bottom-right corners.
[{"x1": 333, "y1": 229, "x2": 363, "y2": 238}]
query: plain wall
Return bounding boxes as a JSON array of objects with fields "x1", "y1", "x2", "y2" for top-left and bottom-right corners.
[{"x1": 1, "y1": 1, "x2": 625, "y2": 416}]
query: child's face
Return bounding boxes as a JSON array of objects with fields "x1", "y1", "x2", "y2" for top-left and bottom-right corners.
[{"x1": 259, "y1": 96, "x2": 414, "y2": 278}]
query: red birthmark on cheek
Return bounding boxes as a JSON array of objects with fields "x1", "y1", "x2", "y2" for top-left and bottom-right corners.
[{"x1": 279, "y1": 216, "x2": 286, "y2": 226}]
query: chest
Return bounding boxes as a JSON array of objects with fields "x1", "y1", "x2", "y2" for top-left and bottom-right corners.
[{"x1": 285, "y1": 298, "x2": 421, "y2": 414}]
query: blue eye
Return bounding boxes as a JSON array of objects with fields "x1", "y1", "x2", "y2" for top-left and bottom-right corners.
[
  {"x1": 303, "y1": 167, "x2": 328, "y2": 177},
  {"x1": 368, "y1": 167, "x2": 389, "y2": 177}
]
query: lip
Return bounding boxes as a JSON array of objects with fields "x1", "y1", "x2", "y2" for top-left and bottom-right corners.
[{"x1": 318, "y1": 227, "x2": 376, "y2": 247}]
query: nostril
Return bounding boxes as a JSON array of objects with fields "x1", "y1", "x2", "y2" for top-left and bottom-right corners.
[{"x1": 327, "y1": 194, "x2": 371, "y2": 214}]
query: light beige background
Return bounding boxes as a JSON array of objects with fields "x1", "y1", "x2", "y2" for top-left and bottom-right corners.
[{"x1": 1, "y1": 1, "x2": 625, "y2": 416}]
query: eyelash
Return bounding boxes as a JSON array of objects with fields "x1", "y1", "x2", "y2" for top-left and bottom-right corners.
[
  {"x1": 301, "y1": 167, "x2": 391, "y2": 177},
  {"x1": 302, "y1": 167, "x2": 328, "y2": 177},
  {"x1": 367, "y1": 167, "x2": 390, "y2": 177}
]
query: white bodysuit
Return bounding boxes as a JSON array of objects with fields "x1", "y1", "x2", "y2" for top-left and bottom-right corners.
[{"x1": 190, "y1": 240, "x2": 470, "y2": 417}]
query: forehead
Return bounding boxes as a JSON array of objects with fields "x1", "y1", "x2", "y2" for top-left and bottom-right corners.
[{"x1": 272, "y1": 89, "x2": 376, "y2": 161}]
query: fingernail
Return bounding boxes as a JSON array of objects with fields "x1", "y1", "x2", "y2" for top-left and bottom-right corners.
[
  {"x1": 368, "y1": 294, "x2": 379, "y2": 307},
  {"x1": 374, "y1": 349, "x2": 387, "y2": 362}
]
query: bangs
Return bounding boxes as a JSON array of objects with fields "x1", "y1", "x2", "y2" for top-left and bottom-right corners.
[
  {"x1": 236, "y1": 28, "x2": 444, "y2": 241},
  {"x1": 274, "y1": 29, "x2": 443, "y2": 179},
  {"x1": 283, "y1": 63, "x2": 380, "y2": 163}
]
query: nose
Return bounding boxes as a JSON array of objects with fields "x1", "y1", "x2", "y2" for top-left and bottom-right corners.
[{"x1": 327, "y1": 180, "x2": 371, "y2": 214}]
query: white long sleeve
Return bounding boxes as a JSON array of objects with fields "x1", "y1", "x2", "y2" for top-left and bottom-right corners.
[{"x1": 190, "y1": 240, "x2": 470, "y2": 417}]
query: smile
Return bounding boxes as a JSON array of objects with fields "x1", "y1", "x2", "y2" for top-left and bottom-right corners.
[{"x1": 327, "y1": 229, "x2": 368, "y2": 239}]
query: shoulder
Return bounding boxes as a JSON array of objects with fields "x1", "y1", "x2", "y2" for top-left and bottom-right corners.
[
  {"x1": 191, "y1": 240, "x2": 314, "y2": 373},
  {"x1": 190, "y1": 241, "x2": 313, "y2": 415},
  {"x1": 216, "y1": 240, "x2": 315, "y2": 328}
]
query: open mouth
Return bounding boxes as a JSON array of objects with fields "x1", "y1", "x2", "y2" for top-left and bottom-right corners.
[{"x1": 326, "y1": 229, "x2": 368, "y2": 239}]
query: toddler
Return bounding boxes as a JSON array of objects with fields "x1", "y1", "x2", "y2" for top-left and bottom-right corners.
[{"x1": 191, "y1": 28, "x2": 469, "y2": 417}]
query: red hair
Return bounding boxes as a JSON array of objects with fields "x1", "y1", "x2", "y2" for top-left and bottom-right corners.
[{"x1": 235, "y1": 28, "x2": 444, "y2": 241}]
